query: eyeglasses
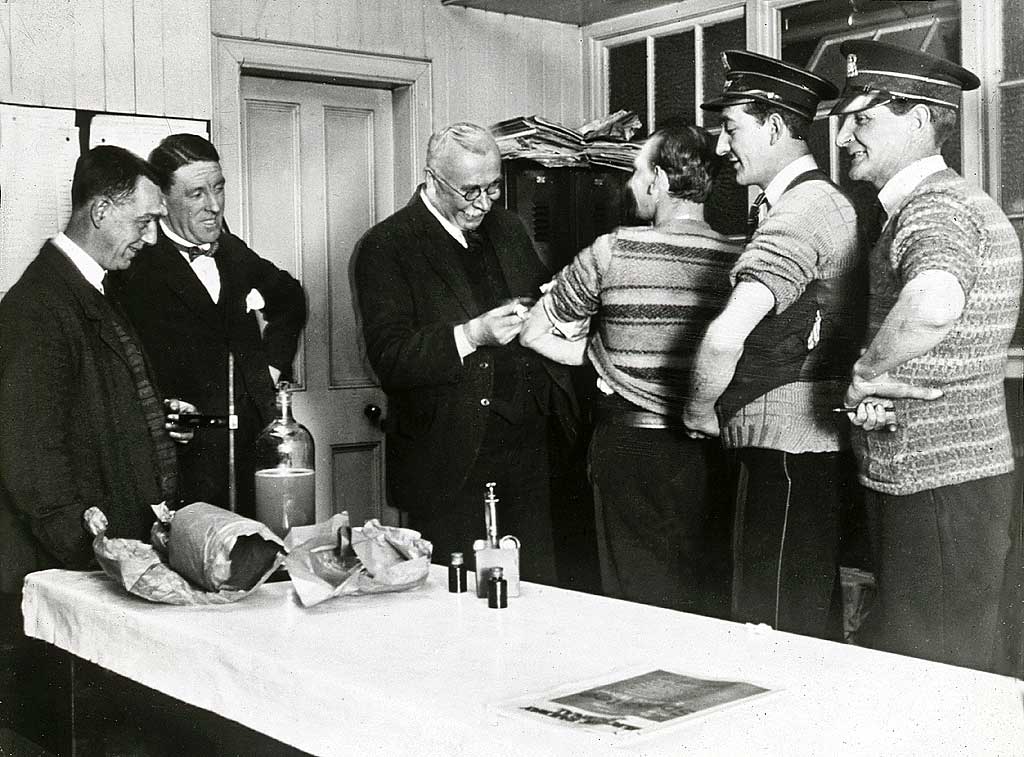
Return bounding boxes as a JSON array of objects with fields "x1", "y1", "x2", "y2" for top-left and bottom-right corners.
[{"x1": 428, "y1": 169, "x2": 502, "y2": 203}]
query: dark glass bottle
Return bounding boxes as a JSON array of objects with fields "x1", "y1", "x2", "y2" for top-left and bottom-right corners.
[
  {"x1": 448, "y1": 552, "x2": 467, "y2": 593},
  {"x1": 253, "y1": 382, "x2": 315, "y2": 538},
  {"x1": 487, "y1": 566, "x2": 508, "y2": 609}
]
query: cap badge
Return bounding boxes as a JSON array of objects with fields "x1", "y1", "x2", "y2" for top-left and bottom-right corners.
[
  {"x1": 846, "y1": 53, "x2": 859, "y2": 79},
  {"x1": 721, "y1": 51, "x2": 730, "y2": 72}
]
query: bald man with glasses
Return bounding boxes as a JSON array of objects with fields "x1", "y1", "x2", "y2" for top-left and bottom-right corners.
[{"x1": 352, "y1": 122, "x2": 578, "y2": 586}]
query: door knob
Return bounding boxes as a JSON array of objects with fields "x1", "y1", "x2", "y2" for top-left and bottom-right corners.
[{"x1": 364, "y1": 404, "x2": 382, "y2": 426}]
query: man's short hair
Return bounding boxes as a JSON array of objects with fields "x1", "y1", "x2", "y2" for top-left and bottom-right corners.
[
  {"x1": 148, "y1": 133, "x2": 220, "y2": 191},
  {"x1": 648, "y1": 124, "x2": 719, "y2": 203},
  {"x1": 885, "y1": 100, "x2": 959, "y2": 148},
  {"x1": 425, "y1": 122, "x2": 497, "y2": 172},
  {"x1": 70, "y1": 145, "x2": 159, "y2": 210},
  {"x1": 742, "y1": 101, "x2": 812, "y2": 142}
]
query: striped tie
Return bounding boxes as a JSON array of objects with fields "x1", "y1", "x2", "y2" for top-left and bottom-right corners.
[{"x1": 746, "y1": 192, "x2": 769, "y2": 242}]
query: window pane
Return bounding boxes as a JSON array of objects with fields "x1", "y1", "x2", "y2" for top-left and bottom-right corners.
[
  {"x1": 654, "y1": 30, "x2": 695, "y2": 128},
  {"x1": 702, "y1": 17, "x2": 746, "y2": 127},
  {"x1": 1002, "y1": 86, "x2": 1024, "y2": 218},
  {"x1": 608, "y1": 41, "x2": 649, "y2": 137},
  {"x1": 1006, "y1": 0, "x2": 1024, "y2": 79}
]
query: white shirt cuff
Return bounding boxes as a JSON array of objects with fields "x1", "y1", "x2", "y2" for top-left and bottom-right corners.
[{"x1": 454, "y1": 324, "x2": 475, "y2": 361}]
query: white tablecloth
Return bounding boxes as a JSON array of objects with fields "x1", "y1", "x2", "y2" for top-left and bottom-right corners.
[{"x1": 22, "y1": 566, "x2": 1024, "y2": 756}]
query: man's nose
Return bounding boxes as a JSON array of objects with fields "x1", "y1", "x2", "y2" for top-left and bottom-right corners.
[
  {"x1": 835, "y1": 116, "x2": 854, "y2": 147},
  {"x1": 206, "y1": 191, "x2": 222, "y2": 214},
  {"x1": 715, "y1": 131, "x2": 729, "y2": 156},
  {"x1": 471, "y1": 192, "x2": 494, "y2": 212}
]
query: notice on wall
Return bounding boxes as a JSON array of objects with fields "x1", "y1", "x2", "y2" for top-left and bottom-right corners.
[
  {"x1": 0, "y1": 105, "x2": 79, "y2": 294},
  {"x1": 89, "y1": 114, "x2": 208, "y2": 162}
]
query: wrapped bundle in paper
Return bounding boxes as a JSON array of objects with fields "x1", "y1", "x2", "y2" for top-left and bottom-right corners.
[
  {"x1": 88, "y1": 504, "x2": 285, "y2": 606},
  {"x1": 166, "y1": 502, "x2": 285, "y2": 592},
  {"x1": 284, "y1": 515, "x2": 432, "y2": 607}
]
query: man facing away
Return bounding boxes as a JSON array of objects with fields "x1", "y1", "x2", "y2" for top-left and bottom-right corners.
[
  {"x1": 684, "y1": 51, "x2": 867, "y2": 640},
  {"x1": 831, "y1": 40, "x2": 1022, "y2": 673},
  {"x1": 109, "y1": 134, "x2": 307, "y2": 518},
  {"x1": 352, "y1": 122, "x2": 577, "y2": 585},
  {"x1": 520, "y1": 124, "x2": 742, "y2": 616}
]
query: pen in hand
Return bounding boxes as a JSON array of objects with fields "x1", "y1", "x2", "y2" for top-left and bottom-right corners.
[{"x1": 831, "y1": 406, "x2": 897, "y2": 432}]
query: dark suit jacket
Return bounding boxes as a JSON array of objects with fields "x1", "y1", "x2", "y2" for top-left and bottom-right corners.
[
  {"x1": 108, "y1": 228, "x2": 306, "y2": 514},
  {"x1": 0, "y1": 243, "x2": 169, "y2": 593},
  {"x1": 352, "y1": 192, "x2": 577, "y2": 514}
]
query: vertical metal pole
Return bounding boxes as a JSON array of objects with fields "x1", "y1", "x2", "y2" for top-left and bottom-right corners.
[{"x1": 228, "y1": 351, "x2": 237, "y2": 513}]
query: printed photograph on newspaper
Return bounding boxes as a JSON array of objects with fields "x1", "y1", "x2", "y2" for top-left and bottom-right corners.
[{"x1": 494, "y1": 668, "x2": 777, "y2": 740}]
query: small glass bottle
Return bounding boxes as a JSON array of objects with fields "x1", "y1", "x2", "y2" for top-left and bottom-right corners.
[
  {"x1": 448, "y1": 552, "x2": 467, "y2": 593},
  {"x1": 487, "y1": 566, "x2": 507, "y2": 609},
  {"x1": 254, "y1": 381, "x2": 315, "y2": 538}
]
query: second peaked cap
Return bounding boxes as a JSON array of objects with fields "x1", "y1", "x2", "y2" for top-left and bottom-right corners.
[{"x1": 701, "y1": 50, "x2": 838, "y2": 121}]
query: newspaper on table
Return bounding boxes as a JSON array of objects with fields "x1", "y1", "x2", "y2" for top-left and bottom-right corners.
[{"x1": 493, "y1": 668, "x2": 776, "y2": 742}]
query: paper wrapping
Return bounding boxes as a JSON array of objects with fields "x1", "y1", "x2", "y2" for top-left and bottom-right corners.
[
  {"x1": 88, "y1": 503, "x2": 285, "y2": 605},
  {"x1": 284, "y1": 516, "x2": 432, "y2": 607}
]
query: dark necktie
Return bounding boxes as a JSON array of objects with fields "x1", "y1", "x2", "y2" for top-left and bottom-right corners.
[
  {"x1": 178, "y1": 241, "x2": 219, "y2": 261},
  {"x1": 463, "y1": 230, "x2": 483, "y2": 253},
  {"x1": 746, "y1": 192, "x2": 769, "y2": 242}
]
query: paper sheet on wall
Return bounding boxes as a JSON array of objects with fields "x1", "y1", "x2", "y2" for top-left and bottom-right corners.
[
  {"x1": 89, "y1": 115, "x2": 208, "y2": 161},
  {"x1": 0, "y1": 105, "x2": 79, "y2": 294}
]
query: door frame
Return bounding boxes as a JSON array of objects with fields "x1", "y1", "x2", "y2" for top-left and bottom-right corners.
[{"x1": 211, "y1": 36, "x2": 432, "y2": 240}]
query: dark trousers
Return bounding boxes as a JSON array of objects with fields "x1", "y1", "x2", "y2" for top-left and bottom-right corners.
[
  {"x1": 861, "y1": 473, "x2": 1014, "y2": 673},
  {"x1": 732, "y1": 448, "x2": 848, "y2": 640},
  {"x1": 589, "y1": 421, "x2": 734, "y2": 617},
  {"x1": 995, "y1": 471, "x2": 1024, "y2": 678},
  {"x1": 409, "y1": 409, "x2": 559, "y2": 586}
]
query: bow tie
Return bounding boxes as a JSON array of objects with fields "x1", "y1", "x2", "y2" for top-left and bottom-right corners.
[{"x1": 178, "y1": 241, "x2": 218, "y2": 261}]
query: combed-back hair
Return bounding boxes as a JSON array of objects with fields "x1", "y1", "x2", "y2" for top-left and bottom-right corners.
[
  {"x1": 648, "y1": 124, "x2": 719, "y2": 203},
  {"x1": 70, "y1": 145, "x2": 159, "y2": 210},
  {"x1": 886, "y1": 99, "x2": 959, "y2": 148},
  {"x1": 742, "y1": 101, "x2": 812, "y2": 142},
  {"x1": 148, "y1": 133, "x2": 220, "y2": 191},
  {"x1": 426, "y1": 122, "x2": 497, "y2": 171}
]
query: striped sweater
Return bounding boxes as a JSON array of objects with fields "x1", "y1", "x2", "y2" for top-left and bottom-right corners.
[
  {"x1": 544, "y1": 219, "x2": 743, "y2": 416},
  {"x1": 853, "y1": 169, "x2": 1022, "y2": 495}
]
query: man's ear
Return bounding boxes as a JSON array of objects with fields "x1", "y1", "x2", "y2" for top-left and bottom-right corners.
[
  {"x1": 652, "y1": 164, "x2": 670, "y2": 194},
  {"x1": 768, "y1": 112, "x2": 786, "y2": 145},
  {"x1": 909, "y1": 102, "x2": 931, "y2": 132},
  {"x1": 89, "y1": 197, "x2": 110, "y2": 229}
]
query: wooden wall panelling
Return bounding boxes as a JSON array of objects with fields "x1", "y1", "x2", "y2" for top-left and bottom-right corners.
[
  {"x1": 162, "y1": 0, "x2": 212, "y2": 119},
  {"x1": 133, "y1": 0, "x2": 164, "y2": 117},
  {"x1": 9, "y1": 0, "x2": 74, "y2": 107},
  {"x1": 0, "y1": 3, "x2": 10, "y2": 103},
  {"x1": 102, "y1": 0, "x2": 136, "y2": 113},
  {"x1": 73, "y1": 0, "x2": 106, "y2": 110}
]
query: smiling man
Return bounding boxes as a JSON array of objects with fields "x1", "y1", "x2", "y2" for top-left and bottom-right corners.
[
  {"x1": 830, "y1": 40, "x2": 1023, "y2": 673},
  {"x1": 352, "y1": 122, "x2": 578, "y2": 585},
  {"x1": 684, "y1": 51, "x2": 867, "y2": 640},
  {"x1": 108, "y1": 134, "x2": 306, "y2": 517}
]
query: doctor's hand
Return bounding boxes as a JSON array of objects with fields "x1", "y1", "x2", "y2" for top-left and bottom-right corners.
[
  {"x1": 164, "y1": 398, "x2": 198, "y2": 443},
  {"x1": 463, "y1": 302, "x2": 530, "y2": 347}
]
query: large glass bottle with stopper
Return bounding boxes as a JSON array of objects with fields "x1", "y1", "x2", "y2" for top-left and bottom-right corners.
[{"x1": 254, "y1": 381, "x2": 315, "y2": 538}]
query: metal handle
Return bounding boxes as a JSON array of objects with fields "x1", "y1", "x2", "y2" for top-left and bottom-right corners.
[{"x1": 364, "y1": 404, "x2": 383, "y2": 427}]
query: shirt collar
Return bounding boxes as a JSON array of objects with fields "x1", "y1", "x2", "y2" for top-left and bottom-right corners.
[
  {"x1": 420, "y1": 188, "x2": 469, "y2": 248},
  {"x1": 877, "y1": 155, "x2": 947, "y2": 217},
  {"x1": 763, "y1": 154, "x2": 819, "y2": 207},
  {"x1": 160, "y1": 220, "x2": 213, "y2": 252},
  {"x1": 52, "y1": 232, "x2": 106, "y2": 293}
]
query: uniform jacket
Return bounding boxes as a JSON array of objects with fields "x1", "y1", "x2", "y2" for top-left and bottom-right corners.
[
  {"x1": 108, "y1": 228, "x2": 306, "y2": 512},
  {"x1": 352, "y1": 192, "x2": 577, "y2": 514},
  {"x1": 0, "y1": 243, "x2": 170, "y2": 592}
]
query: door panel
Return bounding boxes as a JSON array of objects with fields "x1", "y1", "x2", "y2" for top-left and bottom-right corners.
[{"x1": 241, "y1": 75, "x2": 395, "y2": 527}]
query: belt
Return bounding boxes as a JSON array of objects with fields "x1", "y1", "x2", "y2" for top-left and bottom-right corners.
[{"x1": 592, "y1": 405, "x2": 688, "y2": 430}]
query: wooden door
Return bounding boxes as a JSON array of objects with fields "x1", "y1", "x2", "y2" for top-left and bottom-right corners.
[{"x1": 240, "y1": 75, "x2": 396, "y2": 526}]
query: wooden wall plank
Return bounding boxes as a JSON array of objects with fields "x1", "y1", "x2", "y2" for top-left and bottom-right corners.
[
  {"x1": 72, "y1": 0, "x2": 106, "y2": 110},
  {"x1": 163, "y1": 0, "x2": 212, "y2": 119},
  {"x1": 133, "y1": 0, "x2": 164, "y2": 116},
  {"x1": 102, "y1": 0, "x2": 137, "y2": 112},
  {"x1": 540, "y1": 20, "x2": 563, "y2": 124},
  {"x1": 0, "y1": 3, "x2": 10, "y2": 103},
  {"x1": 9, "y1": 1, "x2": 46, "y2": 105}
]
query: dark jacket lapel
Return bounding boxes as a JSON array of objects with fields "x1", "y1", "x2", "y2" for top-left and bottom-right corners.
[
  {"x1": 407, "y1": 192, "x2": 479, "y2": 317},
  {"x1": 151, "y1": 229, "x2": 225, "y2": 332},
  {"x1": 39, "y1": 243, "x2": 130, "y2": 370}
]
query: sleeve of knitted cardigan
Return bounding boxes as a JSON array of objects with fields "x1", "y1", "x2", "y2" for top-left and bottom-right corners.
[
  {"x1": 732, "y1": 182, "x2": 855, "y2": 314},
  {"x1": 891, "y1": 187, "x2": 980, "y2": 297},
  {"x1": 545, "y1": 231, "x2": 616, "y2": 323}
]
